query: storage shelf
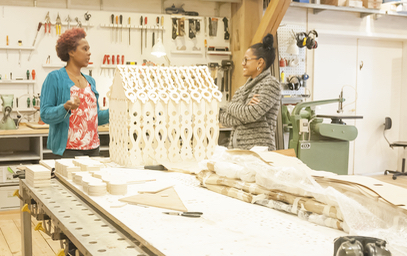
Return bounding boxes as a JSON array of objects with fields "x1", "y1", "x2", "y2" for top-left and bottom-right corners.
[
  {"x1": 171, "y1": 50, "x2": 203, "y2": 55},
  {"x1": 42, "y1": 64, "x2": 94, "y2": 68},
  {"x1": 0, "y1": 152, "x2": 40, "y2": 162},
  {"x1": 0, "y1": 80, "x2": 35, "y2": 84},
  {"x1": 0, "y1": 46, "x2": 35, "y2": 50},
  {"x1": 207, "y1": 51, "x2": 232, "y2": 56},
  {"x1": 100, "y1": 146, "x2": 109, "y2": 152},
  {"x1": 100, "y1": 65, "x2": 118, "y2": 69},
  {"x1": 290, "y1": 2, "x2": 407, "y2": 18}
]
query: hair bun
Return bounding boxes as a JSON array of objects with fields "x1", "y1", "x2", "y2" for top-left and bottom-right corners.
[{"x1": 262, "y1": 33, "x2": 274, "y2": 51}]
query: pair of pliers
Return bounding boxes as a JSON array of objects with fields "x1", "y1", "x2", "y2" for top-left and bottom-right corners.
[
  {"x1": 163, "y1": 212, "x2": 203, "y2": 218},
  {"x1": 56, "y1": 13, "x2": 62, "y2": 35},
  {"x1": 44, "y1": 12, "x2": 51, "y2": 34}
]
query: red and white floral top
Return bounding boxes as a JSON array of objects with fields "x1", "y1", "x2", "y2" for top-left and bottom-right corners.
[{"x1": 66, "y1": 82, "x2": 100, "y2": 150}]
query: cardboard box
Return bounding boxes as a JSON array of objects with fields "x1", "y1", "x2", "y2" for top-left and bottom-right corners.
[
  {"x1": 362, "y1": 0, "x2": 382, "y2": 9},
  {"x1": 321, "y1": 0, "x2": 347, "y2": 6}
]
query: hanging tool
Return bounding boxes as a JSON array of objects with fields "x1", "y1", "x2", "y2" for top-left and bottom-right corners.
[
  {"x1": 119, "y1": 15, "x2": 123, "y2": 42},
  {"x1": 121, "y1": 55, "x2": 124, "y2": 65},
  {"x1": 44, "y1": 12, "x2": 51, "y2": 34},
  {"x1": 6, "y1": 35, "x2": 8, "y2": 60},
  {"x1": 116, "y1": 15, "x2": 119, "y2": 43},
  {"x1": 144, "y1": 17, "x2": 148, "y2": 48},
  {"x1": 204, "y1": 39, "x2": 207, "y2": 58},
  {"x1": 221, "y1": 60, "x2": 233, "y2": 102},
  {"x1": 84, "y1": 11, "x2": 91, "y2": 30},
  {"x1": 152, "y1": 32, "x2": 155, "y2": 47},
  {"x1": 188, "y1": 19, "x2": 195, "y2": 39},
  {"x1": 117, "y1": 55, "x2": 120, "y2": 66},
  {"x1": 140, "y1": 16, "x2": 143, "y2": 54},
  {"x1": 28, "y1": 22, "x2": 42, "y2": 61},
  {"x1": 32, "y1": 70, "x2": 36, "y2": 80},
  {"x1": 128, "y1": 17, "x2": 131, "y2": 45},
  {"x1": 156, "y1": 16, "x2": 159, "y2": 43},
  {"x1": 75, "y1": 17, "x2": 82, "y2": 27},
  {"x1": 172, "y1": 18, "x2": 178, "y2": 40},
  {"x1": 222, "y1": 17, "x2": 229, "y2": 40},
  {"x1": 111, "y1": 14, "x2": 115, "y2": 43},
  {"x1": 112, "y1": 55, "x2": 115, "y2": 65},
  {"x1": 179, "y1": 18, "x2": 185, "y2": 37},
  {"x1": 66, "y1": 15, "x2": 72, "y2": 29},
  {"x1": 161, "y1": 16, "x2": 164, "y2": 42},
  {"x1": 56, "y1": 13, "x2": 62, "y2": 36}
]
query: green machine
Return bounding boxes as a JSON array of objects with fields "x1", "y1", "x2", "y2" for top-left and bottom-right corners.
[{"x1": 286, "y1": 97, "x2": 362, "y2": 175}]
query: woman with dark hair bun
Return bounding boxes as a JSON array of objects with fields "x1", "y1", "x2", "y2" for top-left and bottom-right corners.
[
  {"x1": 40, "y1": 28, "x2": 109, "y2": 157},
  {"x1": 219, "y1": 33, "x2": 281, "y2": 151}
]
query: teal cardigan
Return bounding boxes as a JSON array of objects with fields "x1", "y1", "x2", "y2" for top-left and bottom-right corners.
[{"x1": 40, "y1": 67, "x2": 109, "y2": 156}]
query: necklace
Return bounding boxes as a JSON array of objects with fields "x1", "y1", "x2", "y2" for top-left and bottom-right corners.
[{"x1": 66, "y1": 69, "x2": 83, "y2": 86}]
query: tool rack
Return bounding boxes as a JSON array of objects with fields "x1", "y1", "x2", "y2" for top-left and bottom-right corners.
[{"x1": 19, "y1": 178, "x2": 152, "y2": 256}]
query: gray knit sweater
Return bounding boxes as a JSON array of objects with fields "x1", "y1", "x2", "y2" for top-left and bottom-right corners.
[{"x1": 219, "y1": 69, "x2": 281, "y2": 151}]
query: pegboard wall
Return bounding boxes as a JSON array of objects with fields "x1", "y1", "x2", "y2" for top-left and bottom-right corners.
[{"x1": 277, "y1": 24, "x2": 306, "y2": 96}]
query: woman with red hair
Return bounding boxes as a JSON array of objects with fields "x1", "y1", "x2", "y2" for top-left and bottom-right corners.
[{"x1": 40, "y1": 28, "x2": 109, "y2": 157}]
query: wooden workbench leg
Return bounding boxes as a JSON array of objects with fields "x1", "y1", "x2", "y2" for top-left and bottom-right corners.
[{"x1": 20, "y1": 182, "x2": 33, "y2": 256}]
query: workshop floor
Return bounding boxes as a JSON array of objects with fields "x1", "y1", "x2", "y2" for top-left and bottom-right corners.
[
  {"x1": 0, "y1": 210, "x2": 61, "y2": 256},
  {"x1": 0, "y1": 174, "x2": 405, "y2": 256}
]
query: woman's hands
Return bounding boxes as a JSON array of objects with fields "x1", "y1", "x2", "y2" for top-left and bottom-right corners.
[
  {"x1": 248, "y1": 94, "x2": 260, "y2": 106},
  {"x1": 64, "y1": 96, "x2": 80, "y2": 111}
]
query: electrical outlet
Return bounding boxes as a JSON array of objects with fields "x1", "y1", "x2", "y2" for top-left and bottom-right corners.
[{"x1": 299, "y1": 119, "x2": 309, "y2": 133}]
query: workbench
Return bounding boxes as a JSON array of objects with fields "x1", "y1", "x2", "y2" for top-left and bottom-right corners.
[
  {"x1": 0, "y1": 124, "x2": 110, "y2": 164},
  {"x1": 19, "y1": 167, "x2": 346, "y2": 256}
]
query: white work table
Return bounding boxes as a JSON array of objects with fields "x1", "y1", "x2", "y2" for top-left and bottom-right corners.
[{"x1": 20, "y1": 168, "x2": 346, "y2": 256}]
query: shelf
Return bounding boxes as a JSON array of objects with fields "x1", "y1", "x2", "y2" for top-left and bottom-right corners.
[
  {"x1": 100, "y1": 145, "x2": 109, "y2": 152},
  {"x1": 171, "y1": 50, "x2": 203, "y2": 55},
  {"x1": 42, "y1": 64, "x2": 94, "y2": 68},
  {"x1": 207, "y1": 51, "x2": 232, "y2": 56},
  {"x1": 290, "y1": 2, "x2": 407, "y2": 18},
  {"x1": 0, "y1": 46, "x2": 35, "y2": 50},
  {"x1": 0, "y1": 152, "x2": 40, "y2": 162},
  {"x1": 100, "y1": 65, "x2": 118, "y2": 69},
  {"x1": 0, "y1": 80, "x2": 35, "y2": 84}
]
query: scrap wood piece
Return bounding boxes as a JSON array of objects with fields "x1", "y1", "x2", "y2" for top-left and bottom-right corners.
[
  {"x1": 204, "y1": 184, "x2": 253, "y2": 203},
  {"x1": 119, "y1": 187, "x2": 187, "y2": 212},
  {"x1": 317, "y1": 175, "x2": 407, "y2": 210},
  {"x1": 198, "y1": 170, "x2": 343, "y2": 220}
]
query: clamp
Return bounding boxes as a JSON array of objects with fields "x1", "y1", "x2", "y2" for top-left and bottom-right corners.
[
  {"x1": 56, "y1": 13, "x2": 62, "y2": 35},
  {"x1": 44, "y1": 11, "x2": 51, "y2": 34}
]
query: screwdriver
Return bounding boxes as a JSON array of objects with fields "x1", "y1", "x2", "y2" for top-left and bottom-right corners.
[
  {"x1": 145, "y1": 17, "x2": 148, "y2": 48},
  {"x1": 128, "y1": 17, "x2": 131, "y2": 45},
  {"x1": 161, "y1": 16, "x2": 164, "y2": 42},
  {"x1": 28, "y1": 22, "x2": 43, "y2": 61},
  {"x1": 117, "y1": 55, "x2": 120, "y2": 66},
  {"x1": 111, "y1": 14, "x2": 115, "y2": 42},
  {"x1": 140, "y1": 16, "x2": 143, "y2": 54},
  {"x1": 116, "y1": 16, "x2": 119, "y2": 43},
  {"x1": 6, "y1": 35, "x2": 8, "y2": 60},
  {"x1": 156, "y1": 16, "x2": 159, "y2": 43},
  {"x1": 119, "y1": 15, "x2": 123, "y2": 43}
]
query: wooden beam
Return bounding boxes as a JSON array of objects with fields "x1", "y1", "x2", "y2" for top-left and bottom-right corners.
[
  {"x1": 230, "y1": 0, "x2": 263, "y2": 96},
  {"x1": 251, "y1": 0, "x2": 291, "y2": 45}
]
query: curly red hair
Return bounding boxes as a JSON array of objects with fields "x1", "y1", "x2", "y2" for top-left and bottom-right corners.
[{"x1": 56, "y1": 28, "x2": 87, "y2": 62}]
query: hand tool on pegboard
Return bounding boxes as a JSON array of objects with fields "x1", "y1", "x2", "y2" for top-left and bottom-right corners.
[
  {"x1": 84, "y1": 11, "x2": 91, "y2": 30},
  {"x1": 56, "y1": 13, "x2": 62, "y2": 36},
  {"x1": 66, "y1": 15, "x2": 72, "y2": 29},
  {"x1": 179, "y1": 18, "x2": 185, "y2": 37},
  {"x1": 144, "y1": 17, "x2": 148, "y2": 49},
  {"x1": 222, "y1": 17, "x2": 229, "y2": 40},
  {"x1": 172, "y1": 18, "x2": 178, "y2": 40},
  {"x1": 221, "y1": 60, "x2": 233, "y2": 101},
  {"x1": 75, "y1": 17, "x2": 82, "y2": 27},
  {"x1": 209, "y1": 17, "x2": 218, "y2": 37},
  {"x1": 188, "y1": 19, "x2": 196, "y2": 39},
  {"x1": 119, "y1": 15, "x2": 123, "y2": 42},
  {"x1": 28, "y1": 22, "x2": 42, "y2": 61},
  {"x1": 116, "y1": 15, "x2": 119, "y2": 43},
  {"x1": 152, "y1": 32, "x2": 155, "y2": 47},
  {"x1": 161, "y1": 16, "x2": 164, "y2": 42},
  {"x1": 6, "y1": 35, "x2": 8, "y2": 60},
  {"x1": 111, "y1": 14, "x2": 115, "y2": 42},
  {"x1": 204, "y1": 39, "x2": 207, "y2": 58},
  {"x1": 44, "y1": 12, "x2": 51, "y2": 34},
  {"x1": 140, "y1": 16, "x2": 143, "y2": 54},
  {"x1": 128, "y1": 17, "x2": 131, "y2": 45},
  {"x1": 156, "y1": 16, "x2": 159, "y2": 43},
  {"x1": 117, "y1": 55, "x2": 120, "y2": 66}
]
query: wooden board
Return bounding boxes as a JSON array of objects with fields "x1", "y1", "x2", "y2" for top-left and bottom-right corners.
[
  {"x1": 119, "y1": 187, "x2": 188, "y2": 212},
  {"x1": 320, "y1": 175, "x2": 407, "y2": 209},
  {"x1": 0, "y1": 123, "x2": 109, "y2": 136},
  {"x1": 25, "y1": 122, "x2": 49, "y2": 129}
]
